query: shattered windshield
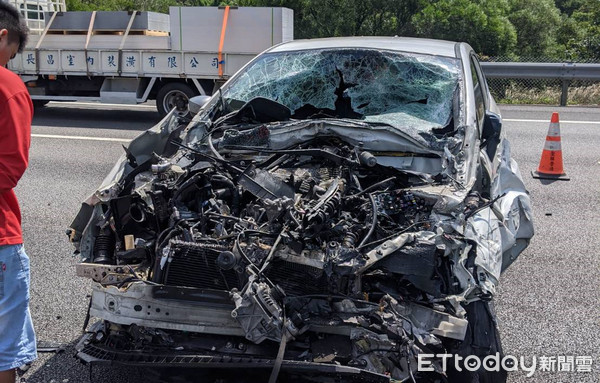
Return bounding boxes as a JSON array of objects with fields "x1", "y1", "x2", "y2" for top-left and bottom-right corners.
[{"x1": 220, "y1": 48, "x2": 462, "y2": 132}]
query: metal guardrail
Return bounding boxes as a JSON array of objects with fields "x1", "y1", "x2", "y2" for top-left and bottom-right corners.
[{"x1": 480, "y1": 62, "x2": 600, "y2": 106}]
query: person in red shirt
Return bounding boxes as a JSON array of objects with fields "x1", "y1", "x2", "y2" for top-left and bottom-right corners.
[{"x1": 0, "y1": 3, "x2": 36, "y2": 383}]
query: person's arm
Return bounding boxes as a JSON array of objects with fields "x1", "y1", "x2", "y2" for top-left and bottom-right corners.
[{"x1": 0, "y1": 91, "x2": 32, "y2": 194}]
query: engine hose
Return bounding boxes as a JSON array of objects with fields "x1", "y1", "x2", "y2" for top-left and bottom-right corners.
[
  {"x1": 154, "y1": 227, "x2": 182, "y2": 259},
  {"x1": 351, "y1": 176, "x2": 395, "y2": 197},
  {"x1": 171, "y1": 173, "x2": 210, "y2": 206},
  {"x1": 208, "y1": 132, "x2": 225, "y2": 161},
  {"x1": 358, "y1": 194, "x2": 378, "y2": 248},
  {"x1": 211, "y1": 174, "x2": 240, "y2": 214}
]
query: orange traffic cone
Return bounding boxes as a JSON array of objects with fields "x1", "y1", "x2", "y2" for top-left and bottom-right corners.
[{"x1": 532, "y1": 112, "x2": 569, "y2": 181}]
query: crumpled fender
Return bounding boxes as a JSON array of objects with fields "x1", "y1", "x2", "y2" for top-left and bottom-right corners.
[{"x1": 464, "y1": 138, "x2": 534, "y2": 294}]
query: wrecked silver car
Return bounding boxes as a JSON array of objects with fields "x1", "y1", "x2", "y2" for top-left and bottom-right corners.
[{"x1": 68, "y1": 37, "x2": 534, "y2": 383}]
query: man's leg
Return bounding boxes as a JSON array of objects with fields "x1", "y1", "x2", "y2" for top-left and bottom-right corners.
[
  {"x1": 0, "y1": 245, "x2": 37, "y2": 381},
  {"x1": 0, "y1": 369, "x2": 16, "y2": 383}
]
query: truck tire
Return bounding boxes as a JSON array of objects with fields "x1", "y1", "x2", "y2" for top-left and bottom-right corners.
[{"x1": 156, "y1": 82, "x2": 197, "y2": 118}]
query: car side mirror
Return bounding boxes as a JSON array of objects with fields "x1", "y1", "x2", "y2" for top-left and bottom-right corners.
[
  {"x1": 189, "y1": 95, "x2": 212, "y2": 116},
  {"x1": 482, "y1": 111, "x2": 502, "y2": 159}
]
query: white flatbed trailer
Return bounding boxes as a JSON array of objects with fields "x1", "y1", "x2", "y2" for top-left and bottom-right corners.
[{"x1": 5, "y1": 0, "x2": 293, "y2": 116}]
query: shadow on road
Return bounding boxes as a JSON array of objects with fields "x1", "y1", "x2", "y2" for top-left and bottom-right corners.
[
  {"x1": 19, "y1": 339, "x2": 143, "y2": 383},
  {"x1": 33, "y1": 105, "x2": 160, "y2": 131},
  {"x1": 532, "y1": 177, "x2": 571, "y2": 186},
  {"x1": 19, "y1": 339, "x2": 331, "y2": 383},
  {"x1": 19, "y1": 341, "x2": 278, "y2": 383}
]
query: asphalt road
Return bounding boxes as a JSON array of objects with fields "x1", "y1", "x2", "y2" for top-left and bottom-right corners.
[{"x1": 13, "y1": 102, "x2": 600, "y2": 383}]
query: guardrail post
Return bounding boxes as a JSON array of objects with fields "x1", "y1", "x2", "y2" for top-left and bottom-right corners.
[{"x1": 560, "y1": 79, "x2": 570, "y2": 106}]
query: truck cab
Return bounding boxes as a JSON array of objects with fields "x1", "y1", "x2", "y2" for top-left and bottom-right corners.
[
  {"x1": 8, "y1": 0, "x2": 66, "y2": 34},
  {"x1": 5, "y1": 1, "x2": 293, "y2": 116}
]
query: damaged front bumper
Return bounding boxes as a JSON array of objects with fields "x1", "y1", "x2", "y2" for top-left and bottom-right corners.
[
  {"x1": 84, "y1": 280, "x2": 243, "y2": 336},
  {"x1": 77, "y1": 276, "x2": 472, "y2": 382},
  {"x1": 84, "y1": 279, "x2": 468, "y2": 341},
  {"x1": 76, "y1": 322, "x2": 391, "y2": 383}
]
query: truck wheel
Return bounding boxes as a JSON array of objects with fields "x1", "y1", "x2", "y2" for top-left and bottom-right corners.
[{"x1": 156, "y1": 82, "x2": 197, "y2": 118}]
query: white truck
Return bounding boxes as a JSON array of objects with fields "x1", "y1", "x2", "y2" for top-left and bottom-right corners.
[{"x1": 6, "y1": 0, "x2": 293, "y2": 116}]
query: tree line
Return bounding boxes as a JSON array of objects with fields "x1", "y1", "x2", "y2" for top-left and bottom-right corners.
[{"x1": 66, "y1": 0, "x2": 600, "y2": 61}]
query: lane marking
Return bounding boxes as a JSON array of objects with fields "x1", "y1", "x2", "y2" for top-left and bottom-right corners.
[
  {"x1": 32, "y1": 133, "x2": 132, "y2": 143},
  {"x1": 504, "y1": 118, "x2": 598, "y2": 125},
  {"x1": 49, "y1": 101, "x2": 156, "y2": 109},
  {"x1": 30, "y1": 118, "x2": 598, "y2": 144}
]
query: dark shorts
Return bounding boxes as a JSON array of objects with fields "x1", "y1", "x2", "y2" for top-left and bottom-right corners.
[{"x1": 0, "y1": 244, "x2": 37, "y2": 371}]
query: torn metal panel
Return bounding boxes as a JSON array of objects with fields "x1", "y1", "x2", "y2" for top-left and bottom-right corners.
[
  {"x1": 492, "y1": 139, "x2": 534, "y2": 271},
  {"x1": 464, "y1": 208, "x2": 503, "y2": 295}
]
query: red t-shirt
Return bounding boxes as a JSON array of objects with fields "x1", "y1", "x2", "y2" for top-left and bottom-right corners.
[{"x1": 0, "y1": 65, "x2": 32, "y2": 246}]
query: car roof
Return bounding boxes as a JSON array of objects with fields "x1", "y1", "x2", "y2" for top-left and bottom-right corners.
[{"x1": 267, "y1": 37, "x2": 461, "y2": 58}]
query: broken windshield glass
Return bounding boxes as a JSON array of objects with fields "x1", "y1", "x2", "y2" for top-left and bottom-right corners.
[{"x1": 221, "y1": 48, "x2": 462, "y2": 132}]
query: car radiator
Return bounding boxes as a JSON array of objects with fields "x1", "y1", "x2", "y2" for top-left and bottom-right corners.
[{"x1": 162, "y1": 240, "x2": 244, "y2": 291}]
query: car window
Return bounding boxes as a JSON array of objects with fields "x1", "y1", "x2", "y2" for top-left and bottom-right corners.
[
  {"x1": 469, "y1": 56, "x2": 485, "y2": 128},
  {"x1": 221, "y1": 48, "x2": 462, "y2": 133}
]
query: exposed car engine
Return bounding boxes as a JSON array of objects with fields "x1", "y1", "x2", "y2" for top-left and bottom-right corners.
[{"x1": 69, "y1": 119, "x2": 492, "y2": 382}]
